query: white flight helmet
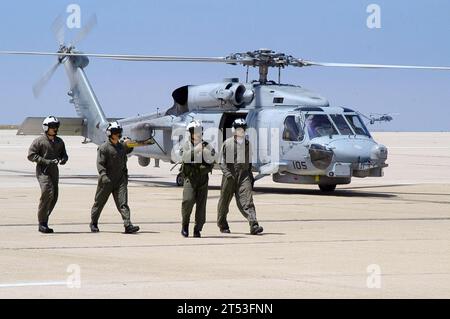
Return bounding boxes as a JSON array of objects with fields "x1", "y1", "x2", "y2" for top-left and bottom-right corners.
[
  {"x1": 186, "y1": 120, "x2": 202, "y2": 134},
  {"x1": 106, "y1": 121, "x2": 123, "y2": 137},
  {"x1": 42, "y1": 116, "x2": 60, "y2": 133},
  {"x1": 232, "y1": 118, "x2": 248, "y2": 133}
]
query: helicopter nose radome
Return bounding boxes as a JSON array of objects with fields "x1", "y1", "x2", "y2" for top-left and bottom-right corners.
[
  {"x1": 327, "y1": 139, "x2": 376, "y2": 164},
  {"x1": 370, "y1": 144, "x2": 388, "y2": 161}
]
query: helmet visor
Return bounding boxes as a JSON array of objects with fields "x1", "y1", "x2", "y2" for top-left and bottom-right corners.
[
  {"x1": 47, "y1": 122, "x2": 60, "y2": 129},
  {"x1": 109, "y1": 127, "x2": 123, "y2": 136}
]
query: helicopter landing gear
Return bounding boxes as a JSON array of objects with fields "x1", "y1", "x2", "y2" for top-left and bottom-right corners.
[
  {"x1": 176, "y1": 173, "x2": 184, "y2": 187},
  {"x1": 319, "y1": 184, "x2": 337, "y2": 192}
]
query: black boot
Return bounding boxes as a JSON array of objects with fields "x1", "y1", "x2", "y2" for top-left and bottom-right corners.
[
  {"x1": 250, "y1": 224, "x2": 264, "y2": 235},
  {"x1": 220, "y1": 228, "x2": 231, "y2": 234},
  {"x1": 125, "y1": 224, "x2": 140, "y2": 234},
  {"x1": 181, "y1": 225, "x2": 189, "y2": 238},
  {"x1": 90, "y1": 223, "x2": 100, "y2": 233},
  {"x1": 193, "y1": 227, "x2": 201, "y2": 238},
  {"x1": 38, "y1": 222, "x2": 54, "y2": 234}
]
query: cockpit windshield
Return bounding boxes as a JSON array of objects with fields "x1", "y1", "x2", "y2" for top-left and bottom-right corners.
[
  {"x1": 305, "y1": 114, "x2": 338, "y2": 139},
  {"x1": 330, "y1": 114, "x2": 354, "y2": 135},
  {"x1": 345, "y1": 114, "x2": 371, "y2": 137},
  {"x1": 285, "y1": 112, "x2": 371, "y2": 141}
]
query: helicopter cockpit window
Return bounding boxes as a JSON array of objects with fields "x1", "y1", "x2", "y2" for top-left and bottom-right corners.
[
  {"x1": 305, "y1": 114, "x2": 338, "y2": 139},
  {"x1": 330, "y1": 114, "x2": 354, "y2": 135},
  {"x1": 283, "y1": 116, "x2": 303, "y2": 141},
  {"x1": 345, "y1": 114, "x2": 371, "y2": 137}
]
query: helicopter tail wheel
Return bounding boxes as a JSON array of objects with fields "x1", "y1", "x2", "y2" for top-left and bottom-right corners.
[
  {"x1": 319, "y1": 184, "x2": 337, "y2": 192},
  {"x1": 176, "y1": 173, "x2": 185, "y2": 187}
]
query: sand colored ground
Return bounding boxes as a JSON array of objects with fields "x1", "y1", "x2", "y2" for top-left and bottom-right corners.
[{"x1": 0, "y1": 131, "x2": 449, "y2": 298}]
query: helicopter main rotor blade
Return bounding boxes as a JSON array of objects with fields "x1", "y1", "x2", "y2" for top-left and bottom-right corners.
[
  {"x1": 301, "y1": 60, "x2": 450, "y2": 71},
  {"x1": 0, "y1": 51, "x2": 67, "y2": 57},
  {"x1": 0, "y1": 50, "x2": 238, "y2": 63},
  {"x1": 70, "y1": 14, "x2": 98, "y2": 48},
  {"x1": 32, "y1": 60, "x2": 61, "y2": 98},
  {"x1": 3, "y1": 49, "x2": 448, "y2": 70},
  {"x1": 51, "y1": 14, "x2": 65, "y2": 47},
  {"x1": 107, "y1": 56, "x2": 236, "y2": 63}
]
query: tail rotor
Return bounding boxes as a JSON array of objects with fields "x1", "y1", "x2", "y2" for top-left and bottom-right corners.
[{"x1": 32, "y1": 14, "x2": 97, "y2": 98}]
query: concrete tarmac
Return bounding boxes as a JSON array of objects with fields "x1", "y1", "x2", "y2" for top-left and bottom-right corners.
[{"x1": 0, "y1": 130, "x2": 449, "y2": 298}]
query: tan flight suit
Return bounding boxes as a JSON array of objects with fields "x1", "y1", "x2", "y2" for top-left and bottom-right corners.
[
  {"x1": 217, "y1": 137, "x2": 258, "y2": 230},
  {"x1": 180, "y1": 140, "x2": 216, "y2": 232},
  {"x1": 91, "y1": 140, "x2": 134, "y2": 226},
  {"x1": 28, "y1": 135, "x2": 68, "y2": 223}
]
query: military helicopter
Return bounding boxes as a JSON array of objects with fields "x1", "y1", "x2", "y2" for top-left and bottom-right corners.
[
  {"x1": 364, "y1": 113, "x2": 397, "y2": 125},
  {"x1": 2, "y1": 16, "x2": 450, "y2": 192}
]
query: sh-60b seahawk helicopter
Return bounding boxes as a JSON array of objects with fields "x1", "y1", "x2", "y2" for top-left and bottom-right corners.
[{"x1": 2, "y1": 17, "x2": 450, "y2": 192}]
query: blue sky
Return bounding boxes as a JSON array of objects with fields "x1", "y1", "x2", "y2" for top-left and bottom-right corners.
[{"x1": 0, "y1": 0, "x2": 449, "y2": 131}]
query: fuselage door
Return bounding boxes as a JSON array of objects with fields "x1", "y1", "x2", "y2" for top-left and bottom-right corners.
[{"x1": 280, "y1": 114, "x2": 309, "y2": 172}]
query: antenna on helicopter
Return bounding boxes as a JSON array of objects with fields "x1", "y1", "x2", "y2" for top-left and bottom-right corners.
[
  {"x1": 278, "y1": 67, "x2": 281, "y2": 84},
  {"x1": 245, "y1": 66, "x2": 249, "y2": 83}
]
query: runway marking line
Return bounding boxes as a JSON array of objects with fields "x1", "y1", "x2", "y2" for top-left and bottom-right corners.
[{"x1": 0, "y1": 281, "x2": 67, "y2": 288}]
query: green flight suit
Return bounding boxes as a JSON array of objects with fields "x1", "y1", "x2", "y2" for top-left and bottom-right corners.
[
  {"x1": 28, "y1": 135, "x2": 68, "y2": 223},
  {"x1": 180, "y1": 140, "x2": 215, "y2": 232},
  {"x1": 91, "y1": 140, "x2": 134, "y2": 226},
  {"x1": 217, "y1": 137, "x2": 258, "y2": 230}
]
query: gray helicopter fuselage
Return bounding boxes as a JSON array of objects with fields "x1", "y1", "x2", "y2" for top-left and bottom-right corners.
[{"x1": 125, "y1": 81, "x2": 388, "y2": 187}]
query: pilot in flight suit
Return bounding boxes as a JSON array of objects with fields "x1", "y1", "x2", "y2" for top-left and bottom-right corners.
[{"x1": 217, "y1": 119, "x2": 263, "y2": 235}]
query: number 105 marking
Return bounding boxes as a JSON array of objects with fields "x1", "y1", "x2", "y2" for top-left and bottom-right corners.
[{"x1": 293, "y1": 161, "x2": 307, "y2": 170}]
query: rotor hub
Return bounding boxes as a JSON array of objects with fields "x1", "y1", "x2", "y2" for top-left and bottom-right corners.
[
  {"x1": 226, "y1": 49, "x2": 306, "y2": 84},
  {"x1": 57, "y1": 45, "x2": 73, "y2": 62}
]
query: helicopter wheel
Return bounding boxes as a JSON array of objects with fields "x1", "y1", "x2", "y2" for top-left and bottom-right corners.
[
  {"x1": 318, "y1": 184, "x2": 337, "y2": 192},
  {"x1": 176, "y1": 173, "x2": 185, "y2": 187}
]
